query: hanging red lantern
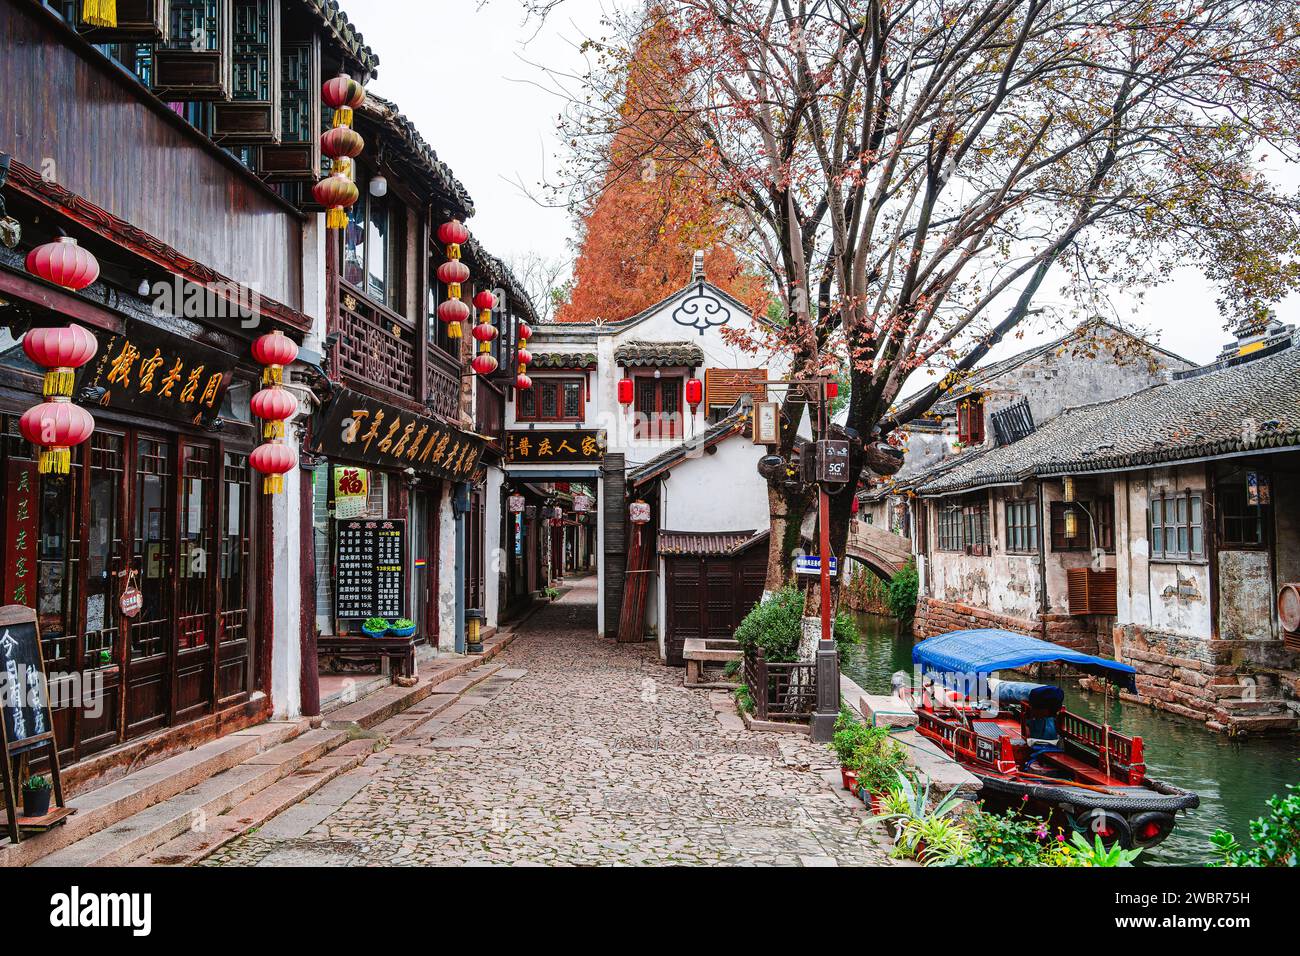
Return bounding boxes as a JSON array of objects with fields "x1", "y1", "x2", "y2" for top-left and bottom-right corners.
[
  {"x1": 322, "y1": 73, "x2": 366, "y2": 126},
  {"x1": 438, "y1": 298, "x2": 470, "y2": 326},
  {"x1": 517, "y1": 321, "x2": 533, "y2": 342},
  {"x1": 250, "y1": 387, "x2": 298, "y2": 439},
  {"x1": 515, "y1": 372, "x2": 532, "y2": 390},
  {"x1": 321, "y1": 125, "x2": 365, "y2": 159},
  {"x1": 313, "y1": 169, "x2": 360, "y2": 230},
  {"x1": 473, "y1": 290, "x2": 497, "y2": 311},
  {"x1": 472, "y1": 322, "x2": 498, "y2": 343},
  {"x1": 437, "y1": 260, "x2": 470, "y2": 287},
  {"x1": 26, "y1": 236, "x2": 100, "y2": 291},
  {"x1": 252, "y1": 330, "x2": 299, "y2": 385},
  {"x1": 471, "y1": 353, "x2": 499, "y2": 376},
  {"x1": 516, "y1": 347, "x2": 532, "y2": 366},
  {"x1": 23, "y1": 324, "x2": 99, "y2": 397},
  {"x1": 685, "y1": 377, "x2": 703, "y2": 409},
  {"x1": 617, "y1": 378, "x2": 634, "y2": 405},
  {"x1": 250, "y1": 441, "x2": 296, "y2": 495},
  {"x1": 19, "y1": 401, "x2": 94, "y2": 475},
  {"x1": 438, "y1": 220, "x2": 470, "y2": 248}
]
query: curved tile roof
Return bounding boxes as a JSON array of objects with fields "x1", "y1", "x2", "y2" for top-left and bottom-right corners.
[
  {"x1": 614, "y1": 340, "x2": 705, "y2": 368},
  {"x1": 361, "y1": 94, "x2": 475, "y2": 218}
]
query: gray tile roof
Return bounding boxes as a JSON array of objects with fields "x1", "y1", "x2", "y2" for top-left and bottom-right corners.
[
  {"x1": 916, "y1": 339, "x2": 1300, "y2": 496},
  {"x1": 361, "y1": 94, "x2": 474, "y2": 218},
  {"x1": 614, "y1": 340, "x2": 705, "y2": 368}
]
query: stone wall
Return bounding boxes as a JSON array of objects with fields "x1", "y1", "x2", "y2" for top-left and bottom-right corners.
[
  {"x1": 1110, "y1": 624, "x2": 1299, "y2": 734},
  {"x1": 912, "y1": 598, "x2": 1104, "y2": 653}
]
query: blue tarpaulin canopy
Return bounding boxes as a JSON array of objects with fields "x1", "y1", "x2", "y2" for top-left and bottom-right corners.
[{"x1": 913, "y1": 629, "x2": 1137, "y2": 691}]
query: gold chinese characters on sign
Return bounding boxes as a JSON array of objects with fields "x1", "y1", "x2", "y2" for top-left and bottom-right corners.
[{"x1": 505, "y1": 429, "x2": 606, "y2": 465}]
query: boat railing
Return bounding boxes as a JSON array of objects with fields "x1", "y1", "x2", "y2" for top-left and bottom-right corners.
[
  {"x1": 1059, "y1": 710, "x2": 1145, "y2": 783},
  {"x1": 916, "y1": 709, "x2": 1015, "y2": 774}
]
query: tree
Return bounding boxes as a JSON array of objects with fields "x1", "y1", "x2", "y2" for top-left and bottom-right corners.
[
  {"x1": 503, "y1": 251, "x2": 572, "y2": 324},
  {"x1": 543, "y1": 0, "x2": 1300, "y2": 590},
  {"x1": 555, "y1": 5, "x2": 768, "y2": 323}
]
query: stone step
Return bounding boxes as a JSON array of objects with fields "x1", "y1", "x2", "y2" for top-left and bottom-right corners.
[
  {"x1": 1219, "y1": 713, "x2": 1299, "y2": 734},
  {"x1": 0, "y1": 720, "x2": 306, "y2": 869},
  {"x1": 1217, "y1": 697, "x2": 1291, "y2": 715}
]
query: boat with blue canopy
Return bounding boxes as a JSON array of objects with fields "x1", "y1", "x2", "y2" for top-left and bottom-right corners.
[{"x1": 902, "y1": 629, "x2": 1199, "y2": 849}]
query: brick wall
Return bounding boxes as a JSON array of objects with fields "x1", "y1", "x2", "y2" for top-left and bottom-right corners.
[{"x1": 913, "y1": 598, "x2": 1103, "y2": 654}]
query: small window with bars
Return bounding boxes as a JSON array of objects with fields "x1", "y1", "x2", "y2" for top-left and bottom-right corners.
[
  {"x1": 937, "y1": 505, "x2": 963, "y2": 551},
  {"x1": 957, "y1": 395, "x2": 985, "y2": 446},
  {"x1": 1051, "y1": 499, "x2": 1114, "y2": 552},
  {"x1": 962, "y1": 501, "x2": 991, "y2": 556},
  {"x1": 516, "y1": 377, "x2": 584, "y2": 422}
]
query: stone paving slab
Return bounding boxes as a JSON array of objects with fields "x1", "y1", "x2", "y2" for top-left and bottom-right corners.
[{"x1": 206, "y1": 576, "x2": 895, "y2": 868}]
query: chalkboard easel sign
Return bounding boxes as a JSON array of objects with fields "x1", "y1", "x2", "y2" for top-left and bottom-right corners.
[
  {"x1": 334, "y1": 519, "x2": 407, "y2": 621},
  {"x1": 0, "y1": 605, "x2": 71, "y2": 843}
]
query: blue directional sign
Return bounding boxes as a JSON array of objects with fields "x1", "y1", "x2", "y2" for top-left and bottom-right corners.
[{"x1": 794, "y1": 554, "x2": 838, "y2": 577}]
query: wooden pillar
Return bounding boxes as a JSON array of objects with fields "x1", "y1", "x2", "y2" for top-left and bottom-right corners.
[{"x1": 298, "y1": 458, "x2": 320, "y2": 717}]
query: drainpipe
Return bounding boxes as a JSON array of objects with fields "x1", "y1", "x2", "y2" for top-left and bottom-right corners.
[{"x1": 452, "y1": 481, "x2": 471, "y2": 654}]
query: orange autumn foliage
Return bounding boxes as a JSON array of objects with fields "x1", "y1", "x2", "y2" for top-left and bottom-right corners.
[{"x1": 555, "y1": 8, "x2": 768, "y2": 324}]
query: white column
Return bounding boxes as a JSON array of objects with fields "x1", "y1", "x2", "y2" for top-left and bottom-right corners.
[{"x1": 269, "y1": 432, "x2": 302, "y2": 720}]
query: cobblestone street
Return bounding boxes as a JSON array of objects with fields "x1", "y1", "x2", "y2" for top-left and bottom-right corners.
[{"x1": 205, "y1": 576, "x2": 892, "y2": 866}]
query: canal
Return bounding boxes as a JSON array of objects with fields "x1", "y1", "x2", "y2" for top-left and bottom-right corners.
[{"x1": 841, "y1": 611, "x2": 1300, "y2": 866}]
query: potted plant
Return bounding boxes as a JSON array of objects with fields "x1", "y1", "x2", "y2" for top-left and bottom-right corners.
[
  {"x1": 361, "y1": 617, "x2": 390, "y2": 638},
  {"x1": 830, "y1": 707, "x2": 870, "y2": 792},
  {"x1": 22, "y1": 773, "x2": 51, "y2": 817},
  {"x1": 389, "y1": 617, "x2": 416, "y2": 638},
  {"x1": 846, "y1": 726, "x2": 907, "y2": 810}
]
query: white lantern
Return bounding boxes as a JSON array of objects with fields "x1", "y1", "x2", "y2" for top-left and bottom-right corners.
[
  {"x1": 573, "y1": 493, "x2": 593, "y2": 513},
  {"x1": 628, "y1": 500, "x2": 651, "y2": 525},
  {"x1": 508, "y1": 493, "x2": 526, "y2": 514}
]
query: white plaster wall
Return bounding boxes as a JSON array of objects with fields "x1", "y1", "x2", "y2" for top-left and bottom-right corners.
[
  {"x1": 658, "y1": 436, "x2": 771, "y2": 534},
  {"x1": 483, "y1": 467, "x2": 504, "y2": 629},
  {"x1": 437, "y1": 484, "x2": 457, "y2": 651}
]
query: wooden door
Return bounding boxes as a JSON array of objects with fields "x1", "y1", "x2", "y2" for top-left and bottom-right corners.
[
  {"x1": 125, "y1": 432, "x2": 175, "y2": 738},
  {"x1": 664, "y1": 557, "x2": 702, "y2": 666},
  {"x1": 216, "y1": 451, "x2": 253, "y2": 706},
  {"x1": 173, "y1": 439, "x2": 216, "y2": 723}
]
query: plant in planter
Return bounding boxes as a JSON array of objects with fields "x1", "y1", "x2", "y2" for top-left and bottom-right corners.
[
  {"x1": 831, "y1": 707, "x2": 873, "y2": 791},
  {"x1": 869, "y1": 770, "x2": 967, "y2": 864},
  {"x1": 734, "y1": 585, "x2": 859, "y2": 664},
  {"x1": 847, "y1": 727, "x2": 907, "y2": 807},
  {"x1": 388, "y1": 618, "x2": 416, "y2": 637},
  {"x1": 361, "y1": 617, "x2": 390, "y2": 638},
  {"x1": 21, "y1": 773, "x2": 52, "y2": 817}
]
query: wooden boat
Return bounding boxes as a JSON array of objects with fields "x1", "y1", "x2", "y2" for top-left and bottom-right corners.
[{"x1": 902, "y1": 630, "x2": 1200, "y2": 849}]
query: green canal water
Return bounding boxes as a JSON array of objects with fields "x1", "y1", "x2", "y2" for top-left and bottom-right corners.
[{"x1": 841, "y1": 611, "x2": 1300, "y2": 866}]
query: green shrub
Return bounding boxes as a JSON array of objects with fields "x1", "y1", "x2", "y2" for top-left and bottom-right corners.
[
  {"x1": 845, "y1": 725, "x2": 908, "y2": 794},
  {"x1": 952, "y1": 808, "x2": 1061, "y2": 867},
  {"x1": 886, "y1": 559, "x2": 919, "y2": 620},
  {"x1": 734, "y1": 584, "x2": 858, "y2": 662},
  {"x1": 733, "y1": 684, "x2": 755, "y2": 715},
  {"x1": 1211, "y1": 767, "x2": 1299, "y2": 867}
]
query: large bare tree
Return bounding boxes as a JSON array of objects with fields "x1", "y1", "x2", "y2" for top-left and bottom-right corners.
[{"x1": 535, "y1": 0, "x2": 1300, "y2": 589}]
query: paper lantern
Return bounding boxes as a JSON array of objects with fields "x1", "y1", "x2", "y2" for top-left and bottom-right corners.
[
  {"x1": 23, "y1": 324, "x2": 99, "y2": 397},
  {"x1": 617, "y1": 378, "x2": 634, "y2": 405},
  {"x1": 628, "y1": 500, "x2": 651, "y2": 525},
  {"x1": 322, "y1": 73, "x2": 365, "y2": 126},
  {"x1": 686, "y1": 377, "x2": 703, "y2": 408},
  {"x1": 26, "y1": 237, "x2": 100, "y2": 291},
  {"x1": 471, "y1": 353, "x2": 499, "y2": 376},
  {"x1": 473, "y1": 290, "x2": 497, "y2": 311},
  {"x1": 321, "y1": 126, "x2": 365, "y2": 159},
  {"x1": 516, "y1": 347, "x2": 532, "y2": 366},
  {"x1": 517, "y1": 321, "x2": 533, "y2": 342},
  {"x1": 250, "y1": 386, "x2": 298, "y2": 439},
  {"x1": 313, "y1": 172, "x2": 360, "y2": 230},
  {"x1": 250, "y1": 442, "x2": 295, "y2": 495},
  {"x1": 438, "y1": 220, "x2": 470, "y2": 247},
  {"x1": 20, "y1": 401, "x2": 94, "y2": 475},
  {"x1": 472, "y1": 322, "x2": 498, "y2": 343},
  {"x1": 515, "y1": 372, "x2": 532, "y2": 390},
  {"x1": 252, "y1": 330, "x2": 299, "y2": 385},
  {"x1": 437, "y1": 260, "x2": 470, "y2": 286},
  {"x1": 438, "y1": 298, "x2": 470, "y2": 325}
]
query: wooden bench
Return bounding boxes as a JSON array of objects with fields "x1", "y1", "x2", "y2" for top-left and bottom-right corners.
[
  {"x1": 318, "y1": 635, "x2": 417, "y2": 680},
  {"x1": 683, "y1": 638, "x2": 742, "y2": 688},
  {"x1": 1036, "y1": 750, "x2": 1115, "y2": 787}
]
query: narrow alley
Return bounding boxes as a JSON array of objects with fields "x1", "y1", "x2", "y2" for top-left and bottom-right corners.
[{"x1": 203, "y1": 577, "x2": 890, "y2": 867}]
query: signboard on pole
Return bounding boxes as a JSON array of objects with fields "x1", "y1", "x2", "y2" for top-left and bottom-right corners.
[{"x1": 794, "y1": 554, "x2": 838, "y2": 578}]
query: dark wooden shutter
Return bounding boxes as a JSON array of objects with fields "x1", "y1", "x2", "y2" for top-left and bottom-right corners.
[
  {"x1": 1066, "y1": 567, "x2": 1118, "y2": 617},
  {"x1": 602, "y1": 453, "x2": 625, "y2": 638},
  {"x1": 665, "y1": 557, "x2": 700, "y2": 666}
]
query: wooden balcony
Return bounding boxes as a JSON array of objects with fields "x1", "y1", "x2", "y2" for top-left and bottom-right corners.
[
  {"x1": 336, "y1": 284, "x2": 417, "y2": 398},
  {"x1": 426, "y1": 345, "x2": 461, "y2": 424},
  {"x1": 475, "y1": 375, "x2": 505, "y2": 439}
]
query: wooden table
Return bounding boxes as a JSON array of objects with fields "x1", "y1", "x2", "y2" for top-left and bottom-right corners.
[{"x1": 318, "y1": 635, "x2": 417, "y2": 679}]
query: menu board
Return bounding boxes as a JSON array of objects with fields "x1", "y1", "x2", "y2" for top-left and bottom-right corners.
[
  {"x1": 334, "y1": 519, "x2": 406, "y2": 621},
  {"x1": 0, "y1": 613, "x2": 50, "y2": 756}
]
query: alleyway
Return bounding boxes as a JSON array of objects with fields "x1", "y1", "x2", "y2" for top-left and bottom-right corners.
[{"x1": 205, "y1": 576, "x2": 891, "y2": 866}]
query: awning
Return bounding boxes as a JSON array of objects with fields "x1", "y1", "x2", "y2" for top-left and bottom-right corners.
[
  {"x1": 912, "y1": 629, "x2": 1137, "y2": 691},
  {"x1": 658, "y1": 529, "x2": 763, "y2": 557},
  {"x1": 614, "y1": 340, "x2": 704, "y2": 368}
]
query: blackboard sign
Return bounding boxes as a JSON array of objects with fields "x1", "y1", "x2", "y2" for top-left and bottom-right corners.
[
  {"x1": 334, "y1": 519, "x2": 407, "y2": 620},
  {"x1": 0, "y1": 613, "x2": 50, "y2": 755}
]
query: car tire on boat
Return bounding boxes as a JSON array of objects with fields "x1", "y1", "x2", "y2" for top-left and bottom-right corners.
[
  {"x1": 1073, "y1": 807, "x2": 1133, "y2": 849},
  {"x1": 1128, "y1": 811, "x2": 1177, "y2": 848}
]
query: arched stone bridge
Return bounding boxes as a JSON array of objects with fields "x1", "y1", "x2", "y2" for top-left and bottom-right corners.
[{"x1": 846, "y1": 521, "x2": 913, "y2": 581}]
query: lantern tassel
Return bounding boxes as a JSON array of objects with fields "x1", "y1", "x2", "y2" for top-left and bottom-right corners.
[
  {"x1": 42, "y1": 368, "x2": 76, "y2": 399},
  {"x1": 446, "y1": 322, "x2": 462, "y2": 340},
  {"x1": 263, "y1": 420, "x2": 285, "y2": 440},
  {"x1": 262, "y1": 365, "x2": 283, "y2": 386},
  {"x1": 39, "y1": 447, "x2": 71, "y2": 475},
  {"x1": 326, "y1": 207, "x2": 349, "y2": 229},
  {"x1": 332, "y1": 107, "x2": 354, "y2": 128},
  {"x1": 82, "y1": 0, "x2": 117, "y2": 28},
  {"x1": 263, "y1": 474, "x2": 284, "y2": 495}
]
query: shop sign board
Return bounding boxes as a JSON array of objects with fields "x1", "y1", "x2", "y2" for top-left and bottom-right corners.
[
  {"x1": 334, "y1": 519, "x2": 406, "y2": 621},
  {"x1": 505, "y1": 428, "x2": 606, "y2": 465}
]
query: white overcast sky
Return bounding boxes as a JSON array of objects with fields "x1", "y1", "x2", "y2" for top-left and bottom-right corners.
[{"x1": 342, "y1": 0, "x2": 1297, "y2": 367}]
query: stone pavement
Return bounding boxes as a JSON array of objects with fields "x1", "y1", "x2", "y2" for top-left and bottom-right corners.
[{"x1": 204, "y1": 576, "x2": 893, "y2": 866}]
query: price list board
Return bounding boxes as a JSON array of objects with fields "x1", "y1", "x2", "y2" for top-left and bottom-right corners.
[{"x1": 334, "y1": 519, "x2": 407, "y2": 620}]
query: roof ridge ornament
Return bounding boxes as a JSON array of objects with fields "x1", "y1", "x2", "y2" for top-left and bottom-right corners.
[{"x1": 672, "y1": 283, "x2": 731, "y2": 337}]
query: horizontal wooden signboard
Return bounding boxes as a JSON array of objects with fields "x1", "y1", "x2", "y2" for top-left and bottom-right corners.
[{"x1": 505, "y1": 428, "x2": 606, "y2": 465}]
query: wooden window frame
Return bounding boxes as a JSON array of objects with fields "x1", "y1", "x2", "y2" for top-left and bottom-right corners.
[
  {"x1": 937, "y1": 505, "x2": 963, "y2": 552},
  {"x1": 1149, "y1": 491, "x2": 1205, "y2": 561},
  {"x1": 517, "y1": 376, "x2": 585, "y2": 423},
  {"x1": 1050, "y1": 498, "x2": 1114, "y2": 553},
  {"x1": 962, "y1": 500, "x2": 991, "y2": 556},
  {"x1": 632, "y1": 373, "x2": 684, "y2": 440},
  {"x1": 1217, "y1": 474, "x2": 1269, "y2": 550},
  {"x1": 957, "y1": 395, "x2": 985, "y2": 446},
  {"x1": 341, "y1": 166, "x2": 405, "y2": 313},
  {"x1": 1005, "y1": 498, "x2": 1039, "y2": 554}
]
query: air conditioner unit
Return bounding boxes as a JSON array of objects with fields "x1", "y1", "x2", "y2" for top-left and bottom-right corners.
[
  {"x1": 1066, "y1": 568, "x2": 1118, "y2": 617},
  {"x1": 1279, "y1": 583, "x2": 1300, "y2": 652}
]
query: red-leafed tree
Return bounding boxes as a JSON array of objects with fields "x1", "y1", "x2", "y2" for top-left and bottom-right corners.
[
  {"x1": 540, "y1": 1, "x2": 1300, "y2": 588},
  {"x1": 555, "y1": 6, "x2": 768, "y2": 323}
]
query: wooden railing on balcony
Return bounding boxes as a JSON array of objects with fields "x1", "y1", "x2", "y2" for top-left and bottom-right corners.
[
  {"x1": 336, "y1": 284, "x2": 416, "y2": 397},
  {"x1": 475, "y1": 376, "x2": 504, "y2": 438},
  {"x1": 426, "y1": 345, "x2": 461, "y2": 423}
]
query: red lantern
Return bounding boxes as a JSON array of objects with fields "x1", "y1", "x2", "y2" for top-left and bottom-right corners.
[
  {"x1": 686, "y1": 377, "x2": 703, "y2": 409},
  {"x1": 250, "y1": 442, "x2": 296, "y2": 495},
  {"x1": 313, "y1": 172, "x2": 359, "y2": 230},
  {"x1": 26, "y1": 237, "x2": 100, "y2": 291},
  {"x1": 471, "y1": 353, "x2": 499, "y2": 376},
  {"x1": 23, "y1": 324, "x2": 99, "y2": 397},
  {"x1": 438, "y1": 220, "x2": 470, "y2": 247},
  {"x1": 250, "y1": 387, "x2": 298, "y2": 439},
  {"x1": 19, "y1": 401, "x2": 94, "y2": 475},
  {"x1": 617, "y1": 378, "x2": 634, "y2": 405},
  {"x1": 252, "y1": 331, "x2": 299, "y2": 385},
  {"x1": 516, "y1": 348, "x2": 532, "y2": 366},
  {"x1": 472, "y1": 322, "x2": 498, "y2": 342},
  {"x1": 515, "y1": 372, "x2": 532, "y2": 390},
  {"x1": 437, "y1": 260, "x2": 470, "y2": 286},
  {"x1": 438, "y1": 298, "x2": 470, "y2": 326},
  {"x1": 322, "y1": 73, "x2": 365, "y2": 127},
  {"x1": 321, "y1": 126, "x2": 365, "y2": 159},
  {"x1": 826, "y1": 381, "x2": 839, "y2": 399},
  {"x1": 517, "y1": 321, "x2": 533, "y2": 342},
  {"x1": 473, "y1": 290, "x2": 497, "y2": 311}
]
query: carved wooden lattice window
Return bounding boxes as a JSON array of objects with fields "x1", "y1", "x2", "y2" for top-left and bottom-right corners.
[
  {"x1": 154, "y1": 0, "x2": 233, "y2": 100},
  {"x1": 213, "y1": 0, "x2": 282, "y2": 143}
]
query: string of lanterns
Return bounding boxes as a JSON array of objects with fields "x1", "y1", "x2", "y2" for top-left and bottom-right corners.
[
  {"x1": 437, "y1": 220, "x2": 471, "y2": 340},
  {"x1": 250, "y1": 330, "x2": 300, "y2": 495},
  {"x1": 515, "y1": 320, "x2": 533, "y2": 391},
  {"x1": 470, "y1": 289, "x2": 499, "y2": 375},
  {"x1": 20, "y1": 237, "x2": 101, "y2": 475},
  {"x1": 315, "y1": 73, "x2": 366, "y2": 230}
]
